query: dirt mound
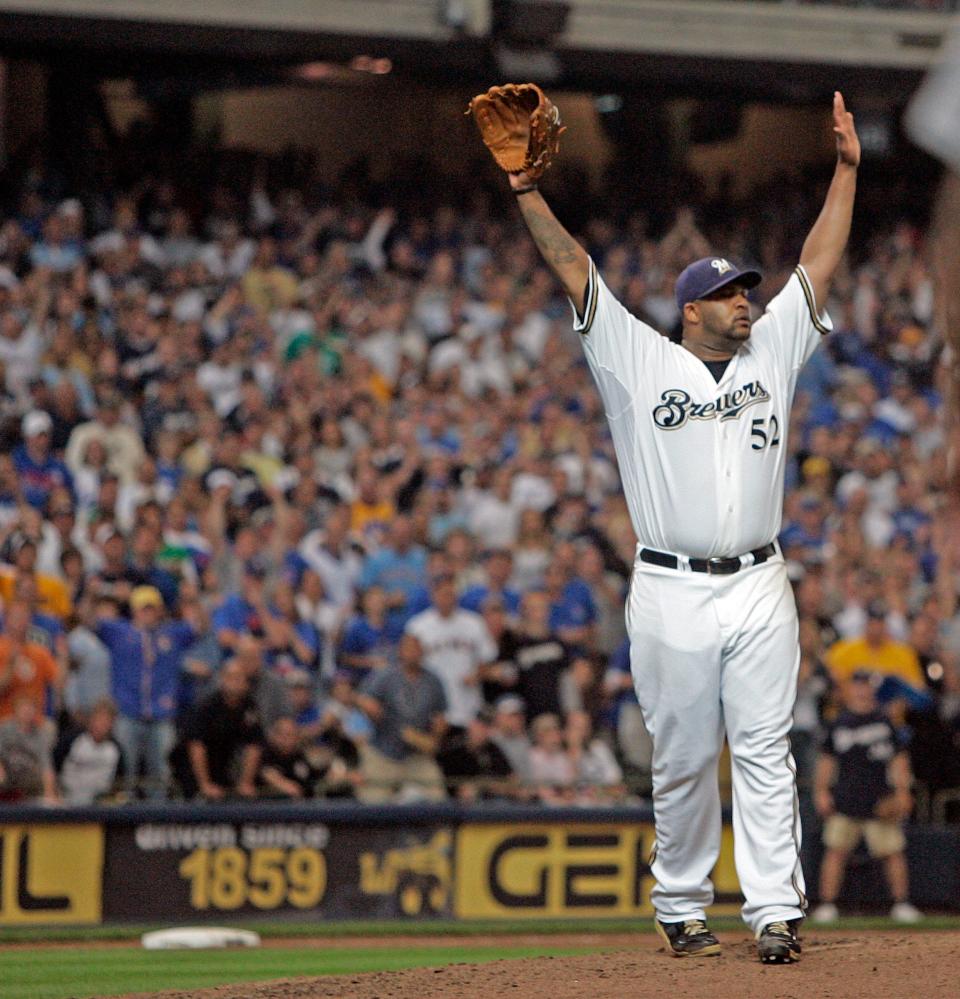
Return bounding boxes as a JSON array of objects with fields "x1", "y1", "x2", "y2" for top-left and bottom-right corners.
[{"x1": 113, "y1": 929, "x2": 960, "y2": 999}]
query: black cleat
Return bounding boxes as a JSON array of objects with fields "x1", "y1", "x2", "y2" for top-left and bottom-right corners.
[
  {"x1": 757, "y1": 919, "x2": 802, "y2": 964},
  {"x1": 655, "y1": 918, "x2": 721, "y2": 958}
]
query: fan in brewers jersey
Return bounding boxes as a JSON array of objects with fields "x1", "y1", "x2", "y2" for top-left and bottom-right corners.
[{"x1": 811, "y1": 671, "x2": 921, "y2": 924}]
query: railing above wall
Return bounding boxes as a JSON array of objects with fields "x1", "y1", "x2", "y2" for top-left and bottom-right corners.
[{"x1": 0, "y1": 799, "x2": 657, "y2": 825}]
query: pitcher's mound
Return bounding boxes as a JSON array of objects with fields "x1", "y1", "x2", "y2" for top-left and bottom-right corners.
[{"x1": 120, "y1": 929, "x2": 960, "y2": 999}]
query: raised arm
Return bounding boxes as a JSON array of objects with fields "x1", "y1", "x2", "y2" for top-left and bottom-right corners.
[
  {"x1": 467, "y1": 84, "x2": 589, "y2": 313},
  {"x1": 799, "y1": 92, "x2": 861, "y2": 309},
  {"x1": 509, "y1": 172, "x2": 590, "y2": 315}
]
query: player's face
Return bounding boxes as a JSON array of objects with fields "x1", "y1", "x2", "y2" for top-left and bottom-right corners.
[{"x1": 694, "y1": 282, "x2": 753, "y2": 345}]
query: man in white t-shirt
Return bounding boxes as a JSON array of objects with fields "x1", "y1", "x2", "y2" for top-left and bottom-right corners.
[
  {"x1": 298, "y1": 505, "x2": 363, "y2": 611},
  {"x1": 466, "y1": 466, "x2": 520, "y2": 549},
  {"x1": 406, "y1": 573, "x2": 496, "y2": 728}
]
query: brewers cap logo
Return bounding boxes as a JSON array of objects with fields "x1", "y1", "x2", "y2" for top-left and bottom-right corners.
[{"x1": 711, "y1": 258, "x2": 733, "y2": 275}]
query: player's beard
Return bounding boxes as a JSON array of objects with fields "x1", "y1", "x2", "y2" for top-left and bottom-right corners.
[
  {"x1": 705, "y1": 313, "x2": 752, "y2": 350},
  {"x1": 726, "y1": 315, "x2": 753, "y2": 341}
]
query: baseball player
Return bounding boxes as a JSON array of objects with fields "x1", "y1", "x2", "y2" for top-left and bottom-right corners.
[{"x1": 474, "y1": 89, "x2": 860, "y2": 962}]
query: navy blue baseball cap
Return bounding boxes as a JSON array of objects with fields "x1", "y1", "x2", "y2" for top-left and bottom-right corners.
[{"x1": 675, "y1": 257, "x2": 762, "y2": 310}]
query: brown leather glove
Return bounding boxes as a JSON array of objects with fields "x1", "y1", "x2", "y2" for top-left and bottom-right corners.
[{"x1": 467, "y1": 83, "x2": 565, "y2": 179}]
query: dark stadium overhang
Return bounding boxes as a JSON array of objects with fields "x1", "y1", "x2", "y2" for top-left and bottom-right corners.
[{"x1": 0, "y1": 9, "x2": 929, "y2": 111}]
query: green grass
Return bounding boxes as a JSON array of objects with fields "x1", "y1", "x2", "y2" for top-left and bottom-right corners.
[
  {"x1": 0, "y1": 943, "x2": 590, "y2": 999},
  {"x1": 2, "y1": 913, "x2": 960, "y2": 944},
  {"x1": 2, "y1": 917, "x2": 958, "y2": 999}
]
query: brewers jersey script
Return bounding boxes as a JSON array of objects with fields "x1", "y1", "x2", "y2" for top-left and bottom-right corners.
[
  {"x1": 574, "y1": 260, "x2": 831, "y2": 558},
  {"x1": 572, "y1": 258, "x2": 831, "y2": 935}
]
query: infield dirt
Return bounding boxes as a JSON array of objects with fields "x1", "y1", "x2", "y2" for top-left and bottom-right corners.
[{"x1": 112, "y1": 929, "x2": 959, "y2": 999}]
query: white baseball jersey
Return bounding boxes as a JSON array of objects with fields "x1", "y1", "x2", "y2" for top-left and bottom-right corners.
[
  {"x1": 405, "y1": 607, "x2": 497, "y2": 727},
  {"x1": 573, "y1": 260, "x2": 831, "y2": 558},
  {"x1": 574, "y1": 256, "x2": 828, "y2": 932}
]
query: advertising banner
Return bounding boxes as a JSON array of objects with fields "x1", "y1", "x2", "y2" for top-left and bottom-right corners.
[
  {"x1": 0, "y1": 823, "x2": 103, "y2": 925},
  {"x1": 454, "y1": 822, "x2": 742, "y2": 919},
  {"x1": 0, "y1": 811, "x2": 744, "y2": 926},
  {"x1": 2, "y1": 804, "x2": 958, "y2": 926},
  {"x1": 101, "y1": 820, "x2": 452, "y2": 922}
]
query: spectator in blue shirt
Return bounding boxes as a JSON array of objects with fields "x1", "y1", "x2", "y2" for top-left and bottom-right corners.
[
  {"x1": 29, "y1": 213, "x2": 84, "y2": 273},
  {"x1": 543, "y1": 558, "x2": 597, "y2": 650},
  {"x1": 212, "y1": 560, "x2": 272, "y2": 652},
  {"x1": 779, "y1": 493, "x2": 829, "y2": 562},
  {"x1": 213, "y1": 563, "x2": 317, "y2": 673},
  {"x1": 285, "y1": 669, "x2": 323, "y2": 739},
  {"x1": 13, "y1": 410, "x2": 74, "y2": 511},
  {"x1": 416, "y1": 403, "x2": 461, "y2": 455},
  {"x1": 426, "y1": 481, "x2": 470, "y2": 545},
  {"x1": 94, "y1": 585, "x2": 197, "y2": 798},
  {"x1": 266, "y1": 579, "x2": 320, "y2": 675},
  {"x1": 320, "y1": 671, "x2": 375, "y2": 748},
  {"x1": 890, "y1": 477, "x2": 931, "y2": 544},
  {"x1": 339, "y1": 585, "x2": 400, "y2": 683},
  {"x1": 358, "y1": 515, "x2": 430, "y2": 633},
  {"x1": 460, "y1": 548, "x2": 522, "y2": 617}
]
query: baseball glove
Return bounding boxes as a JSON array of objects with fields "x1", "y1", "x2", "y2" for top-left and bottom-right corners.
[{"x1": 467, "y1": 83, "x2": 565, "y2": 179}]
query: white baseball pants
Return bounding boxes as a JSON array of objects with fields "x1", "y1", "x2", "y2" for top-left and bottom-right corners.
[{"x1": 626, "y1": 552, "x2": 806, "y2": 934}]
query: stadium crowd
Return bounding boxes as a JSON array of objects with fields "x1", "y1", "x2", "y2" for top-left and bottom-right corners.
[{"x1": 0, "y1": 132, "x2": 958, "y2": 820}]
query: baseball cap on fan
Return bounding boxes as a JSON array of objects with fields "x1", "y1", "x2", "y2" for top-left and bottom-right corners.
[
  {"x1": 129, "y1": 585, "x2": 164, "y2": 612},
  {"x1": 22, "y1": 410, "x2": 53, "y2": 438},
  {"x1": 675, "y1": 257, "x2": 763, "y2": 310}
]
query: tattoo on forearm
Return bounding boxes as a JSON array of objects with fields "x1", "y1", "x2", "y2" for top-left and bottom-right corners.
[{"x1": 521, "y1": 204, "x2": 579, "y2": 266}]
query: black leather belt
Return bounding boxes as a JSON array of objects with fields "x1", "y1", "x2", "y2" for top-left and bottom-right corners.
[{"x1": 640, "y1": 542, "x2": 777, "y2": 575}]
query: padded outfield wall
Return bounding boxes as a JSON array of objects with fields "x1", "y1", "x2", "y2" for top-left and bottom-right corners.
[{"x1": 0, "y1": 803, "x2": 957, "y2": 926}]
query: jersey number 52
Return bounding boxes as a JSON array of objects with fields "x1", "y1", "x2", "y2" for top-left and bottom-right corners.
[{"x1": 750, "y1": 415, "x2": 781, "y2": 451}]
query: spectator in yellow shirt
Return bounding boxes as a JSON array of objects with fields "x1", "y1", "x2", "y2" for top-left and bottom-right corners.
[
  {"x1": 349, "y1": 466, "x2": 396, "y2": 543},
  {"x1": 241, "y1": 237, "x2": 298, "y2": 314},
  {"x1": 0, "y1": 533, "x2": 72, "y2": 621},
  {"x1": 825, "y1": 601, "x2": 925, "y2": 691}
]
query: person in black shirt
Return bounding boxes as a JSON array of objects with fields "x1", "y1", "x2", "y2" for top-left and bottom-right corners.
[
  {"x1": 437, "y1": 709, "x2": 516, "y2": 801},
  {"x1": 903, "y1": 611, "x2": 960, "y2": 795},
  {"x1": 500, "y1": 590, "x2": 570, "y2": 722},
  {"x1": 811, "y1": 672, "x2": 921, "y2": 924},
  {"x1": 87, "y1": 524, "x2": 131, "y2": 609},
  {"x1": 259, "y1": 716, "x2": 322, "y2": 799},
  {"x1": 169, "y1": 659, "x2": 263, "y2": 800}
]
